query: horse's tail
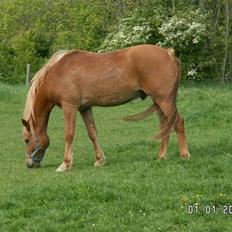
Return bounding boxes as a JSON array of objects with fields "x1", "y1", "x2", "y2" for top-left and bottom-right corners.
[
  {"x1": 154, "y1": 106, "x2": 178, "y2": 140},
  {"x1": 121, "y1": 103, "x2": 178, "y2": 140},
  {"x1": 121, "y1": 104, "x2": 158, "y2": 121}
]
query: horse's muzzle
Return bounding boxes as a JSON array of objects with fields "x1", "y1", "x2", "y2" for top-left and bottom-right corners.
[{"x1": 26, "y1": 156, "x2": 41, "y2": 168}]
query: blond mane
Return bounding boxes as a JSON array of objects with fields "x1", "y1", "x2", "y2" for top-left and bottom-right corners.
[{"x1": 23, "y1": 50, "x2": 72, "y2": 121}]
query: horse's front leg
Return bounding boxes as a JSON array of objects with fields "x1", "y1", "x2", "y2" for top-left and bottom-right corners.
[
  {"x1": 80, "y1": 108, "x2": 105, "y2": 167},
  {"x1": 56, "y1": 104, "x2": 77, "y2": 172}
]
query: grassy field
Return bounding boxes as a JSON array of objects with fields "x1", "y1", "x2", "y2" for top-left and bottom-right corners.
[{"x1": 0, "y1": 82, "x2": 232, "y2": 231}]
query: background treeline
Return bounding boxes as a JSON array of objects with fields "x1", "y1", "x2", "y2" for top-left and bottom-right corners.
[{"x1": 0, "y1": 0, "x2": 231, "y2": 84}]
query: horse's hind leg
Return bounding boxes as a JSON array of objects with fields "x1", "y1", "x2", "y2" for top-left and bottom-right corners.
[
  {"x1": 175, "y1": 113, "x2": 191, "y2": 159},
  {"x1": 153, "y1": 100, "x2": 175, "y2": 159},
  {"x1": 152, "y1": 97, "x2": 181, "y2": 159},
  {"x1": 56, "y1": 104, "x2": 77, "y2": 172},
  {"x1": 157, "y1": 110, "x2": 170, "y2": 160},
  {"x1": 156, "y1": 99, "x2": 190, "y2": 159},
  {"x1": 158, "y1": 136, "x2": 170, "y2": 160},
  {"x1": 80, "y1": 108, "x2": 105, "y2": 167}
]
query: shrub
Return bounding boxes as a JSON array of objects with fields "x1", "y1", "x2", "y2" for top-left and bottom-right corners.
[
  {"x1": 99, "y1": 8, "x2": 218, "y2": 80},
  {"x1": 157, "y1": 10, "x2": 214, "y2": 80},
  {"x1": 99, "y1": 16, "x2": 153, "y2": 51},
  {"x1": 99, "y1": 7, "x2": 165, "y2": 51}
]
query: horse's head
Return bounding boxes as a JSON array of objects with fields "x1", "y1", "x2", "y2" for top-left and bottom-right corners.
[{"x1": 21, "y1": 119, "x2": 49, "y2": 168}]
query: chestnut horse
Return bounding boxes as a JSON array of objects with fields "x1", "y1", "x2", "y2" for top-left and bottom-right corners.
[{"x1": 22, "y1": 44, "x2": 190, "y2": 172}]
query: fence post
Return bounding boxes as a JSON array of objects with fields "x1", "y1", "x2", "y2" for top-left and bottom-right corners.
[{"x1": 26, "y1": 64, "x2": 31, "y2": 86}]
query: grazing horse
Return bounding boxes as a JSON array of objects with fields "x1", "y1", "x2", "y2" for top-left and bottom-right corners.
[{"x1": 22, "y1": 44, "x2": 190, "y2": 172}]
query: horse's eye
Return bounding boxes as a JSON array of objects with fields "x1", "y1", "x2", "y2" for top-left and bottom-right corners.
[{"x1": 25, "y1": 139, "x2": 29, "y2": 144}]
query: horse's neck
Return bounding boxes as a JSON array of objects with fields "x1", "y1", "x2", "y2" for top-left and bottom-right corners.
[
  {"x1": 33, "y1": 96, "x2": 54, "y2": 135},
  {"x1": 33, "y1": 113, "x2": 49, "y2": 135}
]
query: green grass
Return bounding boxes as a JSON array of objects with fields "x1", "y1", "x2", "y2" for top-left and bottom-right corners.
[{"x1": 0, "y1": 82, "x2": 232, "y2": 231}]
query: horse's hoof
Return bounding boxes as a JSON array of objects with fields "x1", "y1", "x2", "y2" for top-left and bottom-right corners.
[
  {"x1": 55, "y1": 162, "x2": 71, "y2": 172},
  {"x1": 156, "y1": 155, "x2": 166, "y2": 161},
  {"x1": 180, "y1": 152, "x2": 191, "y2": 160},
  {"x1": 94, "y1": 158, "x2": 105, "y2": 167}
]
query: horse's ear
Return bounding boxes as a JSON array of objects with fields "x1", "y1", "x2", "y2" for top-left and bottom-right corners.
[{"x1": 21, "y1": 119, "x2": 30, "y2": 131}]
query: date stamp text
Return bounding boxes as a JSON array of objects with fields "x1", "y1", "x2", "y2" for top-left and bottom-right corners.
[{"x1": 187, "y1": 205, "x2": 232, "y2": 214}]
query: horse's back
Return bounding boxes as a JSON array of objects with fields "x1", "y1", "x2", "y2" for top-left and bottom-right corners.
[{"x1": 46, "y1": 44, "x2": 179, "y2": 107}]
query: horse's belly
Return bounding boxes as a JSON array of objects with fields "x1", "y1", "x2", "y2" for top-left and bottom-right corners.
[
  {"x1": 81, "y1": 88, "x2": 141, "y2": 107},
  {"x1": 78, "y1": 67, "x2": 141, "y2": 107}
]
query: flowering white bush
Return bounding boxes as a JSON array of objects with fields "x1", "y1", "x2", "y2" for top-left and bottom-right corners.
[
  {"x1": 157, "y1": 10, "x2": 211, "y2": 80},
  {"x1": 99, "y1": 16, "x2": 153, "y2": 51},
  {"x1": 100, "y1": 10, "x2": 208, "y2": 54},
  {"x1": 157, "y1": 10, "x2": 207, "y2": 50},
  {"x1": 99, "y1": 9, "x2": 215, "y2": 80}
]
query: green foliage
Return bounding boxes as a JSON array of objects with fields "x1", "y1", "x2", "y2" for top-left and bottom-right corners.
[
  {"x1": 99, "y1": 7, "x2": 164, "y2": 51},
  {"x1": 1, "y1": 83, "x2": 232, "y2": 231},
  {"x1": 0, "y1": 0, "x2": 231, "y2": 83},
  {"x1": 0, "y1": 0, "x2": 110, "y2": 83},
  {"x1": 99, "y1": 7, "x2": 223, "y2": 80},
  {"x1": 99, "y1": 15, "x2": 153, "y2": 51}
]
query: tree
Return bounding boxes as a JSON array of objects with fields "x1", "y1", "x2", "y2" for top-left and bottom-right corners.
[
  {"x1": 221, "y1": 0, "x2": 230, "y2": 81},
  {"x1": 0, "y1": 0, "x2": 231, "y2": 83}
]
